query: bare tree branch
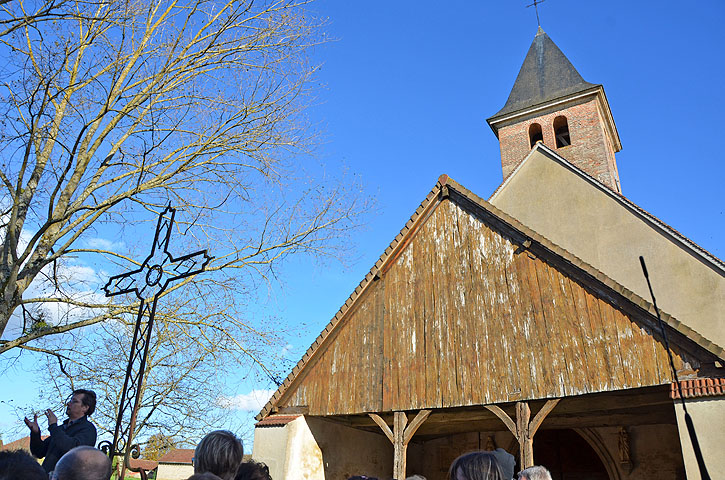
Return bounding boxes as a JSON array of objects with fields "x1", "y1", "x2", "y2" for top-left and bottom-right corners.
[{"x1": 0, "y1": 0, "x2": 368, "y2": 443}]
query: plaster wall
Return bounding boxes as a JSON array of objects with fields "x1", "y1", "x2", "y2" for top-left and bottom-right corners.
[
  {"x1": 253, "y1": 417, "x2": 325, "y2": 480},
  {"x1": 490, "y1": 149, "x2": 725, "y2": 351},
  {"x1": 583, "y1": 424, "x2": 685, "y2": 480},
  {"x1": 156, "y1": 463, "x2": 193, "y2": 480},
  {"x1": 253, "y1": 423, "x2": 295, "y2": 480},
  {"x1": 253, "y1": 416, "x2": 398, "y2": 480},
  {"x1": 305, "y1": 417, "x2": 398, "y2": 480},
  {"x1": 674, "y1": 397, "x2": 725, "y2": 479}
]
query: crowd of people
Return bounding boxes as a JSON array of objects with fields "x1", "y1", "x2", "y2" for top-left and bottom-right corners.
[
  {"x1": 347, "y1": 449, "x2": 553, "y2": 480},
  {"x1": 0, "y1": 428, "x2": 267, "y2": 480},
  {"x1": 446, "y1": 449, "x2": 552, "y2": 480},
  {"x1": 0, "y1": 389, "x2": 268, "y2": 480},
  {"x1": 187, "y1": 430, "x2": 271, "y2": 480},
  {"x1": 1, "y1": 388, "x2": 553, "y2": 480}
]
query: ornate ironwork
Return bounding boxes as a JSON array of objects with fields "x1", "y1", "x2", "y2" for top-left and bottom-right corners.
[{"x1": 102, "y1": 205, "x2": 211, "y2": 479}]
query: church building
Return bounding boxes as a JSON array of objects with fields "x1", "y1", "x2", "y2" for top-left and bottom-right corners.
[{"x1": 250, "y1": 28, "x2": 725, "y2": 480}]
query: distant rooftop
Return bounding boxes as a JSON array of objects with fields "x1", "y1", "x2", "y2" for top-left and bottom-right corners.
[
  {"x1": 0, "y1": 435, "x2": 48, "y2": 452},
  {"x1": 158, "y1": 448, "x2": 195, "y2": 464}
]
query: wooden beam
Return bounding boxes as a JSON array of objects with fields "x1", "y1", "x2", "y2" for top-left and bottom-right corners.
[
  {"x1": 276, "y1": 406, "x2": 309, "y2": 415},
  {"x1": 485, "y1": 400, "x2": 560, "y2": 470},
  {"x1": 403, "y1": 410, "x2": 431, "y2": 445},
  {"x1": 516, "y1": 402, "x2": 533, "y2": 469},
  {"x1": 369, "y1": 410, "x2": 431, "y2": 480},
  {"x1": 393, "y1": 412, "x2": 407, "y2": 480},
  {"x1": 484, "y1": 405, "x2": 517, "y2": 435},
  {"x1": 529, "y1": 399, "x2": 560, "y2": 436},
  {"x1": 369, "y1": 413, "x2": 394, "y2": 443}
]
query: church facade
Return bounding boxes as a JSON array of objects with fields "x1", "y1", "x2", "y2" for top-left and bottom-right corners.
[{"x1": 250, "y1": 28, "x2": 725, "y2": 480}]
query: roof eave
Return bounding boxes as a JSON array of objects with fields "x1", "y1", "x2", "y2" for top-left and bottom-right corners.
[
  {"x1": 487, "y1": 85, "x2": 604, "y2": 136},
  {"x1": 256, "y1": 169, "x2": 724, "y2": 421},
  {"x1": 595, "y1": 87, "x2": 622, "y2": 152}
]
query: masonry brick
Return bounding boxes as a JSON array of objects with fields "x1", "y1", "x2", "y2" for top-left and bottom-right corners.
[{"x1": 497, "y1": 95, "x2": 621, "y2": 192}]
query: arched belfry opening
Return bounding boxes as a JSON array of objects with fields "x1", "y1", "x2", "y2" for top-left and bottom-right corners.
[
  {"x1": 486, "y1": 27, "x2": 622, "y2": 192},
  {"x1": 529, "y1": 123, "x2": 543, "y2": 148},
  {"x1": 554, "y1": 115, "x2": 571, "y2": 147}
]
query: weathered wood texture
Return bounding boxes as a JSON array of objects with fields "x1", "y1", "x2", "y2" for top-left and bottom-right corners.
[{"x1": 280, "y1": 199, "x2": 698, "y2": 416}]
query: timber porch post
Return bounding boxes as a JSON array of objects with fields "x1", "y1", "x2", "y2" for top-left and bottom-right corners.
[
  {"x1": 370, "y1": 410, "x2": 431, "y2": 479},
  {"x1": 485, "y1": 399, "x2": 559, "y2": 469}
]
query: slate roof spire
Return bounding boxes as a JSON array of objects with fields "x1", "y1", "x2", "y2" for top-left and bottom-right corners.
[
  {"x1": 486, "y1": 28, "x2": 622, "y2": 192},
  {"x1": 490, "y1": 27, "x2": 597, "y2": 119}
]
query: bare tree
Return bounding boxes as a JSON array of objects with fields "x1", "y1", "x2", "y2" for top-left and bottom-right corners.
[
  {"x1": 32, "y1": 289, "x2": 293, "y2": 444},
  {"x1": 142, "y1": 433, "x2": 176, "y2": 460},
  {"x1": 0, "y1": 0, "x2": 80, "y2": 37},
  {"x1": 0, "y1": 0, "x2": 364, "y2": 355}
]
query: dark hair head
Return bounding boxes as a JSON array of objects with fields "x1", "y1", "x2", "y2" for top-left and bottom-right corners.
[
  {"x1": 234, "y1": 460, "x2": 271, "y2": 480},
  {"x1": 0, "y1": 449, "x2": 47, "y2": 480},
  {"x1": 187, "y1": 474, "x2": 223, "y2": 480},
  {"x1": 194, "y1": 430, "x2": 244, "y2": 480},
  {"x1": 53, "y1": 446, "x2": 112, "y2": 480},
  {"x1": 72, "y1": 389, "x2": 97, "y2": 416},
  {"x1": 449, "y1": 451, "x2": 505, "y2": 480},
  {"x1": 517, "y1": 466, "x2": 552, "y2": 480}
]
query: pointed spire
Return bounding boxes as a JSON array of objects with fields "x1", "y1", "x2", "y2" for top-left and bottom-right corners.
[{"x1": 489, "y1": 29, "x2": 596, "y2": 120}]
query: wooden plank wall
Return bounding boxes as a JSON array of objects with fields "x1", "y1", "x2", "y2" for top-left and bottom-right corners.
[{"x1": 283, "y1": 199, "x2": 695, "y2": 415}]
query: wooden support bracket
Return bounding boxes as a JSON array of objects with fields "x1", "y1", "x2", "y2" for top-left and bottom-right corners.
[
  {"x1": 485, "y1": 399, "x2": 560, "y2": 469},
  {"x1": 369, "y1": 410, "x2": 431, "y2": 480}
]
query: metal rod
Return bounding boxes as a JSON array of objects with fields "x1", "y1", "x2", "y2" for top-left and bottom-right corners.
[{"x1": 639, "y1": 256, "x2": 710, "y2": 480}]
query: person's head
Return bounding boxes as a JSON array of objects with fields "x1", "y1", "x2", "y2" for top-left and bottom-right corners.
[
  {"x1": 52, "y1": 446, "x2": 112, "y2": 480},
  {"x1": 234, "y1": 460, "x2": 272, "y2": 480},
  {"x1": 67, "y1": 389, "x2": 97, "y2": 419},
  {"x1": 0, "y1": 449, "x2": 47, "y2": 480},
  {"x1": 187, "y1": 474, "x2": 222, "y2": 480},
  {"x1": 489, "y1": 448, "x2": 515, "y2": 480},
  {"x1": 194, "y1": 430, "x2": 244, "y2": 480},
  {"x1": 449, "y1": 451, "x2": 505, "y2": 480},
  {"x1": 517, "y1": 466, "x2": 552, "y2": 480}
]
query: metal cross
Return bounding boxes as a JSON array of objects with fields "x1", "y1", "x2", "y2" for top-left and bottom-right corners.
[
  {"x1": 100, "y1": 205, "x2": 211, "y2": 479},
  {"x1": 526, "y1": 0, "x2": 545, "y2": 26}
]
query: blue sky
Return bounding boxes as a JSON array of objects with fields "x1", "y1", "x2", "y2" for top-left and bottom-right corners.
[
  {"x1": 2, "y1": 0, "x2": 723, "y2": 451},
  {"x1": 279, "y1": 1, "x2": 724, "y2": 346},
  {"x1": 234, "y1": 0, "x2": 725, "y2": 447}
]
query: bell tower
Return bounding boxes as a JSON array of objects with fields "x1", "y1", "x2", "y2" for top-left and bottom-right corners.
[{"x1": 487, "y1": 27, "x2": 623, "y2": 192}]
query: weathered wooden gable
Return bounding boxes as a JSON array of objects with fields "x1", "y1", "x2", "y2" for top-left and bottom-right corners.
[{"x1": 271, "y1": 189, "x2": 705, "y2": 417}]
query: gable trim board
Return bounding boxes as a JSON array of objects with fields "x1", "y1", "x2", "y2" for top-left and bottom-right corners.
[
  {"x1": 256, "y1": 176, "x2": 724, "y2": 420},
  {"x1": 490, "y1": 143, "x2": 725, "y2": 274}
]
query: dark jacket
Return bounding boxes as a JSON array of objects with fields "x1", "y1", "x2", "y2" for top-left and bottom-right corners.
[{"x1": 29, "y1": 416, "x2": 97, "y2": 473}]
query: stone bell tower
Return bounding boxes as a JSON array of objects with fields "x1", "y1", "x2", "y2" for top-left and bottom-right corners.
[{"x1": 487, "y1": 27, "x2": 623, "y2": 193}]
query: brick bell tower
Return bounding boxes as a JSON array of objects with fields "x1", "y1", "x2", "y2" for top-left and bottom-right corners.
[{"x1": 487, "y1": 27, "x2": 623, "y2": 193}]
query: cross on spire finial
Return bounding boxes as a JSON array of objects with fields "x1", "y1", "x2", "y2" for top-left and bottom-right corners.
[{"x1": 526, "y1": 0, "x2": 545, "y2": 26}]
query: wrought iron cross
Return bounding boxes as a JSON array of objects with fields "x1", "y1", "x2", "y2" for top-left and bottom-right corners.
[
  {"x1": 526, "y1": 0, "x2": 545, "y2": 26},
  {"x1": 101, "y1": 205, "x2": 211, "y2": 479}
]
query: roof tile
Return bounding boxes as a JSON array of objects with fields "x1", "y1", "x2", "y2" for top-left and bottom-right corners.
[
  {"x1": 158, "y1": 448, "x2": 195, "y2": 464},
  {"x1": 671, "y1": 378, "x2": 725, "y2": 399},
  {"x1": 255, "y1": 415, "x2": 301, "y2": 427}
]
